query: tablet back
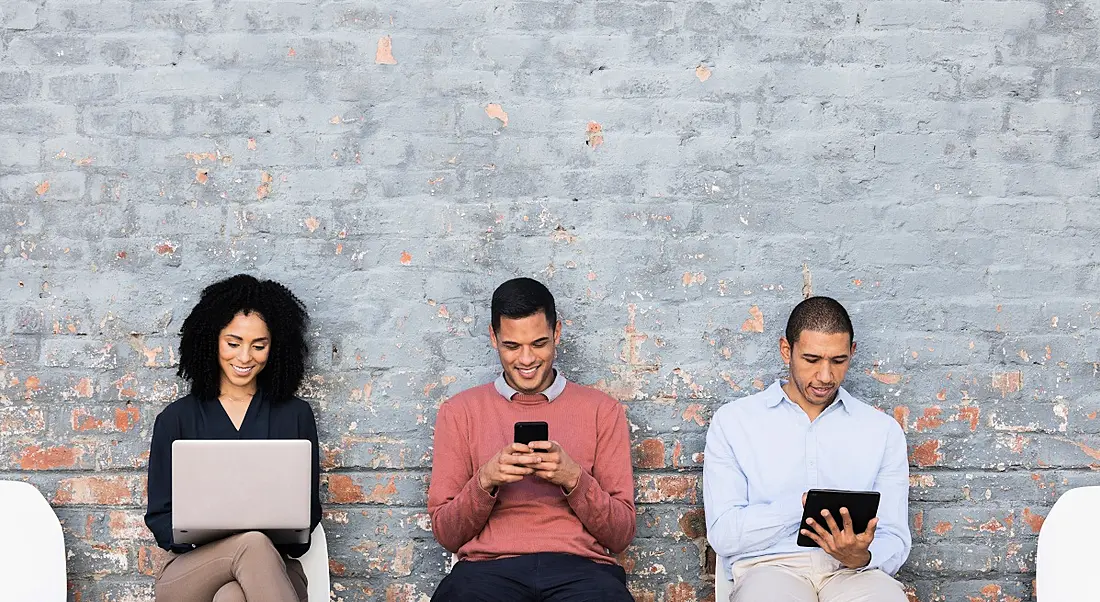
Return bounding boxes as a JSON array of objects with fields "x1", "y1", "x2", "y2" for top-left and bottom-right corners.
[{"x1": 797, "y1": 489, "x2": 880, "y2": 547}]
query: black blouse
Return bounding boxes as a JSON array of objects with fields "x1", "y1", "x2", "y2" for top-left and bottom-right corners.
[{"x1": 144, "y1": 389, "x2": 322, "y2": 558}]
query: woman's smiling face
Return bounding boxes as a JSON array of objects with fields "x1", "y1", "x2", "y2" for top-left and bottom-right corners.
[{"x1": 217, "y1": 312, "x2": 270, "y2": 394}]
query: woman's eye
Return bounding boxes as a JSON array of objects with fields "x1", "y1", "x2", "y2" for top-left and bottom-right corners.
[{"x1": 253, "y1": 346, "x2": 266, "y2": 351}]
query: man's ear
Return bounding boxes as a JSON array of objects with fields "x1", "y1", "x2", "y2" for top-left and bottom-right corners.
[
  {"x1": 489, "y1": 325, "x2": 499, "y2": 349},
  {"x1": 850, "y1": 340, "x2": 857, "y2": 356},
  {"x1": 553, "y1": 320, "x2": 562, "y2": 345},
  {"x1": 779, "y1": 337, "x2": 792, "y2": 365}
]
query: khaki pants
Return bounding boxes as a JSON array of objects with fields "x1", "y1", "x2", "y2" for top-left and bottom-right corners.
[
  {"x1": 730, "y1": 550, "x2": 906, "y2": 602},
  {"x1": 155, "y1": 531, "x2": 307, "y2": 602}
]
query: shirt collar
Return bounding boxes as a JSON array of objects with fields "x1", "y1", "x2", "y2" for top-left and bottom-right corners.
[
  {"x1": 494, "y1": 370, "x2": 568, "y2": 402},
  {"x1": 766, "y1": 380, "x2": 852, "y2": 415}
]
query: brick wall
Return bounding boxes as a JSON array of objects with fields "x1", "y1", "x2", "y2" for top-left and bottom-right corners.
[{"x1": 2, "y1": 1, "x2": 1098, "y2": 600}]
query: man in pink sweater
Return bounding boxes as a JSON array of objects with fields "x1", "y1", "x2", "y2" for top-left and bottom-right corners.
[{"x1": 428, "y1": 277, "x2": 636, "y2": 601}]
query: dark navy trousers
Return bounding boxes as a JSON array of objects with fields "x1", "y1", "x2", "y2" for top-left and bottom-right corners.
[{"x1": 431, "y1": 553, "x2": 634, "y2": 602}]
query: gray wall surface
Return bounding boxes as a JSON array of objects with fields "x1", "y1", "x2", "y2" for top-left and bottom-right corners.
[{"x1": 2, "y1": 0, "x2": 1098, "y2": 600}]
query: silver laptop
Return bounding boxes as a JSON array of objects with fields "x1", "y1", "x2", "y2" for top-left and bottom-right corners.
[{"x1": 172, "y1": 439, "x2": 311, "y2": 545}]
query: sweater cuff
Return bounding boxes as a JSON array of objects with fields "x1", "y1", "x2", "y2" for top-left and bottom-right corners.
[
  {"x1": 468, "y1": 474, "x2": 499, "y2": 507},
  {"x1": 563, "y1": 469, "x2": 594, "y2": 500}
]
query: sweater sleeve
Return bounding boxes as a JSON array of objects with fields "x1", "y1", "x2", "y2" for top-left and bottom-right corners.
[
  {"x1": 427, "y1": 400, "x2": 498, "y2": 554},
  {"x1": 564, "y1": 400, "x2": 636, "y2": 554},
  {"x1": 144, "y1": 408, "x2": 192, "y2": 553}
]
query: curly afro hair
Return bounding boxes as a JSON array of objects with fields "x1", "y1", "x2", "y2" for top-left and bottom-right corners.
[{"x1": 177, "y1": 274, "x2": 310, "y2": 402}]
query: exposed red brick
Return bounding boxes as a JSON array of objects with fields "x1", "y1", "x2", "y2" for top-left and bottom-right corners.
[
  {"x1": 915, "y1": 406, "x2": 945, "y2": 432},
  {"x1": 934, "y1": 521, "x2": 953, "y2": 535},
  {"x1": 1022, "y1": 507, "x2": 1045, "y2": 533},
  {"x1": 114, "y1": 406, "x2": 139, "y2": 431},
  {"x1": 614, "y1": 549, "x2": 637, "y2": 574},
  {"x1": 958, "y1": 406, "x2": 981, "y2": 431},
  {"x1": 636, "y1": 475, "x2": 697, "y2": 503},
  {"x1": 138, "y1": 546, "x2": 170, "y2": 577},
  {"x1": 72, "y1": 377, "x2": 94, "y2": 398},
  {"x1": 329, "y1": 559, "x2": 347, "y2": 576},
  {"x1": 24, "y1": 375, "x2": 41, "y2": 394},
  {"x1": 154, "y1": 242, "x2": 176, "y2": 255},
  {"x1": 914, "y1": 510, "x2": 924, "y2": 534},
  {"x1": 385, "y1": 583, "x2": 419, "y2": 602},
  {"x1": 1072, "y1": 440, "x2": 1100, "y2": 461},
  {"x1": 911, "y1": 440, "x2": 942, "y2": 467},
  {"x1": 392, "y1": 541, "x2": 414, "y2": 576},
  {"x1": 978, "y1": 518, "x2": 1005, "y2": 533},
  {"x1": 0, "y1": 406, "x2": 45, "y2": 434},
  {"x1": 893, "y1": 406, "x2": 910, "y2": 432},
  {"x1": 681, "y1": 403, "x2": 706, "y2": 426},
  {"x1": 71, "y1": 408, "x2": 104, "y2": 431},
  {"x1": 992, "y1": 371, "x2": 1022, "y2": 397},
  {"x1": 740, "y1": 305, "x2": 764, "y2": 332},
  {"x1": 54, "y1": 476, "x2": 132, "y2": 505},
  {"x1": 666, "y1": 582, "x2": 695, "y2": 602},
  {"x1": 868, "y1": 367, "x2": 903, "y2": 385},
  {"x1": 633, "y1": 439, "x2": 665, "y2": 469},
  {"x1": 19, "y1": 445, "x2": 83, "y2": 470},
  {"x1": 114, "y1": 373, "x2": 137, "y2": 399},
  {"x1": 679, "y1": 508, "x2": 706, "y2": 539},
  {"x1": 326, "y1": 474, "x2": 366, "y2": 504},
  {"x1": 367, "y1": 477, "x2": 398, "y2": 503},
  {"x1": 107, "y1": 511, "x2": 147, "y2": 539}
]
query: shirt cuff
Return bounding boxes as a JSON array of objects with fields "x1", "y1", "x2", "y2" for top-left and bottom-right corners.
[{"x1": 859, "y1": 538, "x2": 895, "y2": 573}]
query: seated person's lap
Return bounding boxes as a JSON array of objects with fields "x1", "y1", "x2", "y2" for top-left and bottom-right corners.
[
  {"x1": 732, "y1": 564, "x2": 906, "y2": 602},
  {"x1": 433, "y1": 553, "x2": 632, "y2": 602}
]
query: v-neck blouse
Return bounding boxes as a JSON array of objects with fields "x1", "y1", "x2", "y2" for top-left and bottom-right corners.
[{"x1": 144, "y1": 390, "x2": 322, "y2": 557}]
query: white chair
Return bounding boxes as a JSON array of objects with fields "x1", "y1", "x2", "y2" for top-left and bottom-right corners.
[
  {"x1": 0, "y1": 480, "x2": 67, "y2": 602},
  {"x1": 715, "y1": 555, "x2": 734, "y2": 602},
  {"x1": 1036, "y1": 485, "x2": 1100, "y2": 601},
  {"x1": 298, "y1": 523, "x2": 330, "y2": 602}
]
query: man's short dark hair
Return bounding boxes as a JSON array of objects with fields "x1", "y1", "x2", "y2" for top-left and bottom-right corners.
[
  {"x1": 491, "y1": 277, "x2": 556, "y2": 332},
  {"x1": 784, "y1": 296, "x2": 854, "y2": 346}
]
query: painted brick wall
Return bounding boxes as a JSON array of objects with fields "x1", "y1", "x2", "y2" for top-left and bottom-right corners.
[{"x1": 1, "y1": 1, "x2": 1098, "y2": 601}]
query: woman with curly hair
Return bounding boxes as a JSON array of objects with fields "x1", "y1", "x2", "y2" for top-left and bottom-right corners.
[{"x1": 144, "y1": 274, "x2": 321, "y2": 602}]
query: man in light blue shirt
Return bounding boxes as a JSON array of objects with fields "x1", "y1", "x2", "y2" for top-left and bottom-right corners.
[{"x1": 704, "y1": 297, "x2": 910, "y2": 602}]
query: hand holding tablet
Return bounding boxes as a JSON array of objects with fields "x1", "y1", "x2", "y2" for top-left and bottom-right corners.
[{"x1": 797, "y1": 488, "x2": 881, "y2": 569}]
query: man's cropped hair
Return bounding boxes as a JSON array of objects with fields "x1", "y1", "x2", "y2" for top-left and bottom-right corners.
[
  {"x1": 784, "y1": 296, "x2": 854, "y2": 346},
  {"x1": 491, "y1": 277, "x2": 557, "y2": 332}
]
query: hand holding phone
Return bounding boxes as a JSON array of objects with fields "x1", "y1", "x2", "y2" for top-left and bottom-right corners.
[{"x1": 477, "y1": 442, "x2": 542, "y2": 492}]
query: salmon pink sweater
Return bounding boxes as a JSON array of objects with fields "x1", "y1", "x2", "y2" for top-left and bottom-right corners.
[{"x1": 427, "y1": 380, "x2": 636, "y2": 564}]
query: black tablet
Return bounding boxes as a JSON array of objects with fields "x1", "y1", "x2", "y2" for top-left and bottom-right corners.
[{"x1": 797, "y1": 489, "x2": 881, "y2": 547}]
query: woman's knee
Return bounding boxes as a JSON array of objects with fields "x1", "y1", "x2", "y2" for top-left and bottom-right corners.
[
  {"x1": 212, "y1": 581, "x2": 245, "y2": 602},
  {"x1": 234, "y1": 531, "x2": 277, "y2": 550},
  {"x1": 231, "y1": 531, "x2": 282, "y2": 564}
]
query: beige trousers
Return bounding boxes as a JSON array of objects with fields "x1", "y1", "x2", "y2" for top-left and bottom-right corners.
[
  {"x1": 730, "y1": 550, "x2": 907, "y2": 602},
  {"x1": 155, "y1": 531, "x2": 307, "y2": 602}
]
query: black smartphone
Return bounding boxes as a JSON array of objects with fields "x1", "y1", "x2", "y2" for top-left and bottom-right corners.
[
  {"x1": 514, "y1": 421, "x2": 548, "y2": 445},
  {"x1": 797, "y1": 489, "x2": 881, "y2": 547}
]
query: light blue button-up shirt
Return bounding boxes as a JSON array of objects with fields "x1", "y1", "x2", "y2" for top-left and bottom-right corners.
[{"x1": 704, "y1": 381, "x2": 911, "y2": 578}]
